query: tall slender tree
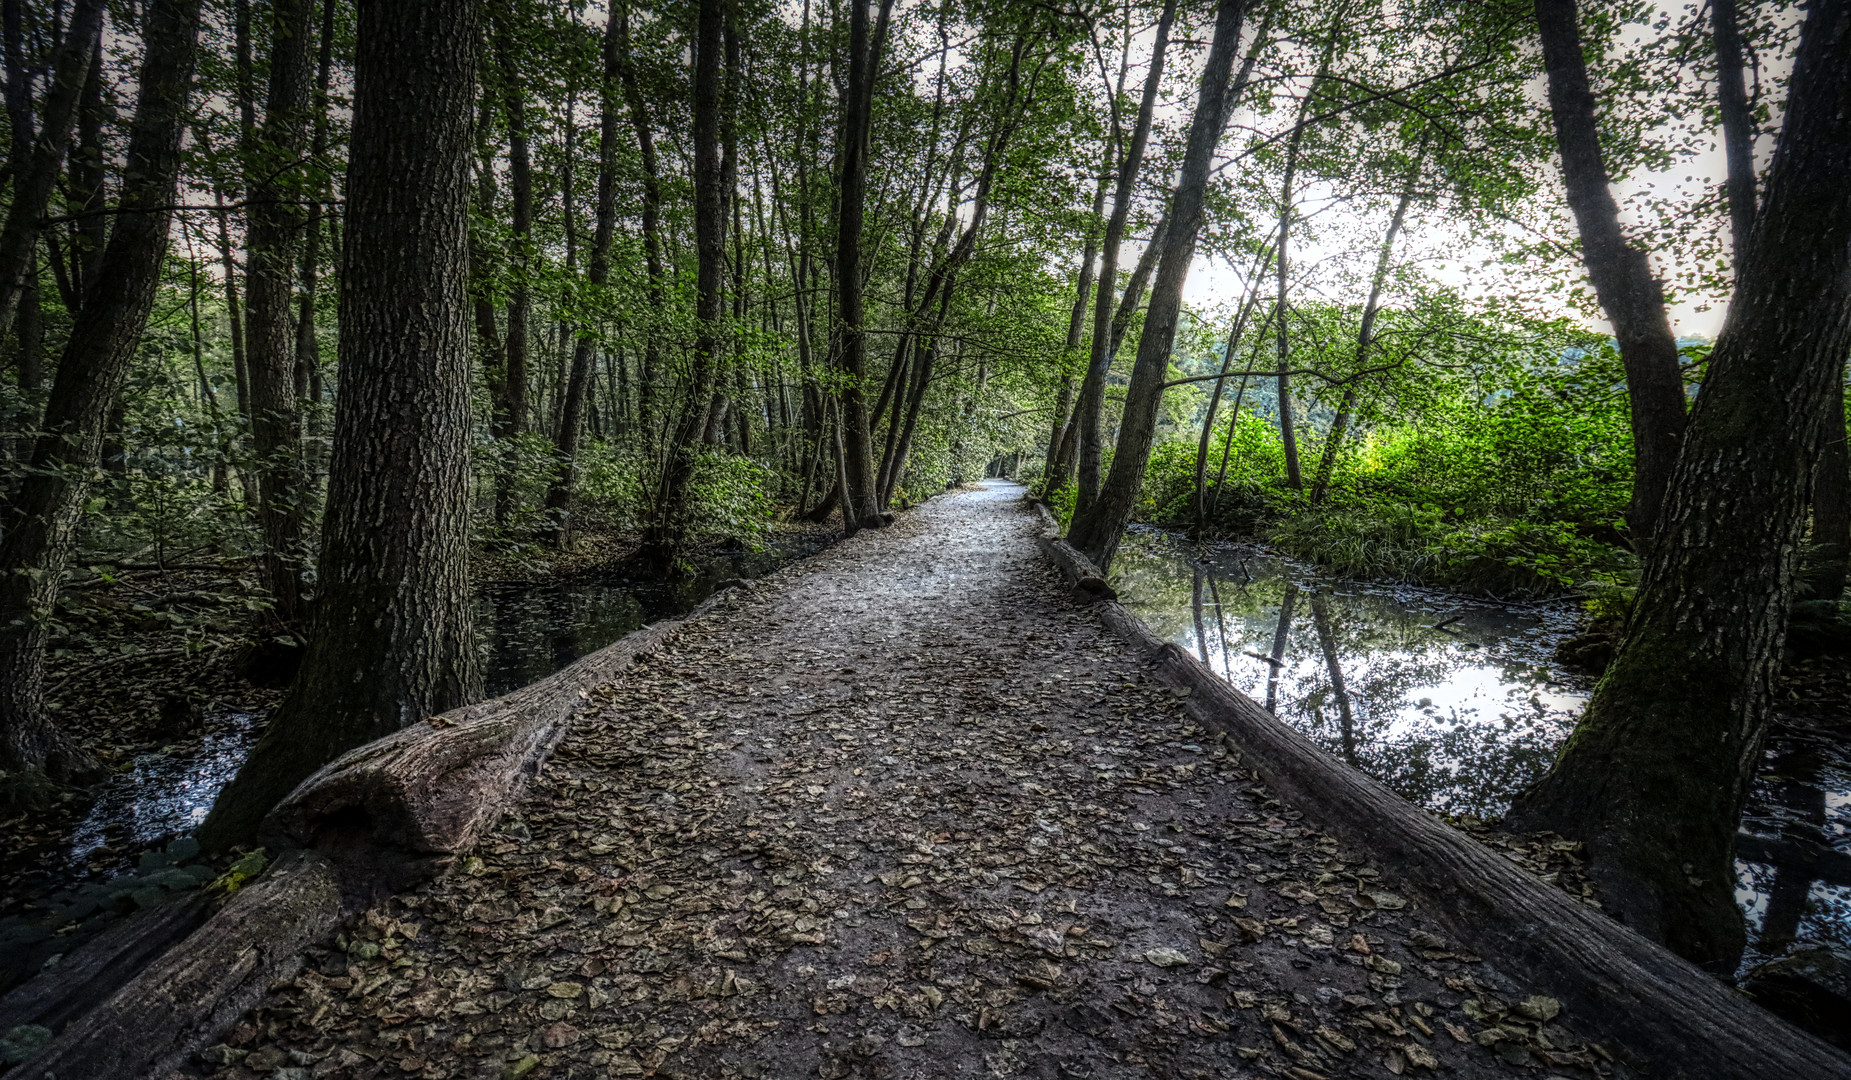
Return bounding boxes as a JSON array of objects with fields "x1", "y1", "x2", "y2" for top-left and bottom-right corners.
[{"x1": 0, "y1": 0, "x2": 204, "y2": 781}]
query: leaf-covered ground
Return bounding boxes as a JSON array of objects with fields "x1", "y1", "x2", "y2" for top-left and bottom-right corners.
[{"x1": 195, "y1": 483, "x2": 1618, "y2": 1080}]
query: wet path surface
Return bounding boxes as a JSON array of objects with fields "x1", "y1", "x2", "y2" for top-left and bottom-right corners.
[{"x1": 207, "y1": 484, "x2": 1621, "y2": 1080}]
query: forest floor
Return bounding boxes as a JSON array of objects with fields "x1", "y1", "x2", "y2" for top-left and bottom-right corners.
[{"x1": 193, "y1": 482, "x2": 1626, "y2": 1080}]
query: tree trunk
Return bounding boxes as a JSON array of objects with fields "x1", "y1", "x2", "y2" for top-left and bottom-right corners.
[
  {"x1": 0, "y1": 0, "x2": 202, "y2": 779},
  {"x1": 0, "y1": 0, "x2": 103, "y2": 340},
  {"x1": 243, "y1": 0, "x2": 315, "y2": 624},
  {"x1": 544, "y1": 8, "x2": 624, "y2": 549},
  {"x1": 199, "y1": 0, "x2": 482, "y2": 850},
  {"x1": 1073, "y1": 0, "x2": 1176, "y2": 520},
  {"x1": 1506, "y1": 0, "x2": 1851, "y2": 972},
  {"x1": 616, "y1": 3, "x2": 666, "y2": 455},
  {"x1": 1534, "y1": 0, "x2": 1687, "y2": 545},
  {"x1": 1711, "y1": 0, "x2": 1757, "y2": 269},
  {"x1": 1308, "y1": 144, "x2": 1422, "y2": 506},
  {"x1": 830, "y1": 0, "x2": 897, "y2": 532},
  {"x1": 1067, "y1": 0, "x2": 1247, "y2": 571},
  {"x1": 1810, "y1": 371, "x2": 1850, "y2": 600},
  {"x1": 1190, "y1": 264, "x2": 1268, "y2": 530},
  {"x1": 1044, "y1": 140, "x2": 1113, "y2": 496},
  {"x1": 294, "y1": 0, "x2": 338, "y2": 423},
  {"x1": 640, "y1": 0, "x2": 730, "y2": 565},
  {"x1": 493, "y1": 17, "x2": 532, "y2": 526}
]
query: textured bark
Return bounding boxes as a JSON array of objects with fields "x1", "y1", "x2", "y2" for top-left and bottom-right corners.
[
  {"x1": 0, "y1": 0, "x2": 201, "y2": 778},
  {"x1": 1035, "y1": 526, "x2": 1851, "y2": 1080},
  {"x1": 1068, "y1": 0, "x2": 1246, "y2": 570},
  {"x1": 244, "y1": 0, "x2": 315, "y2": 624},
  {"x1": 1507, "y1": 0, "x2": 1851, "y2": 972},
  {"x1": 294, "y1": 0, "x2": 338, "y2": 416},
  {"x1": 14, "y1": 850, "x2": 344, "y2": 1080},
  {"x1": 1072, "y1": 0, "x2": 1176, "y2": 520},
  {"x1": 0, "y1": 890, "x2": 210, "y2": 1036},
  {"x1": 0, "y1": 0, "x2": 103, "y2": 341},
  {"x1": 543, "y1": 8, "x2": 624, "y2": 548},
  {"x1": 266, "y1": 611, "x2": 687, "y2": 862},
  {"x1": 1534, "y1": 0, "x2": 1687, "y2": 544},
  {"x1": 200, "y1": 0, "x2": 482, "y2": 850},
  {"x1": 1812, "y1": 373, "x2": 1850, "y2": 600}
]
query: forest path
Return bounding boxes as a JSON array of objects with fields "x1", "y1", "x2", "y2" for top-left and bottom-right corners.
[{"x1": 221, "y1": 483, "x2": 1589, "y2": 1080}]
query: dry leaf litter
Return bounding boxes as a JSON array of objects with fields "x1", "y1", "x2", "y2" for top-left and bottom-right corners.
[{"x1": 187, "y1": 484, "x2": 1624, "y2": 1080}]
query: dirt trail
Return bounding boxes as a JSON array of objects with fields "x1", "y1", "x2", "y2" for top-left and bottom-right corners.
[{"x1": 203, "y1": 482, "x2": 1616, "y2": 1080}]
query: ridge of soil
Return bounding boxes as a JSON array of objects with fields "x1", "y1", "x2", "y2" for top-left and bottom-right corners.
[{"x1": 182, "y1": 483, "x2": 1625, "y2": 1080}]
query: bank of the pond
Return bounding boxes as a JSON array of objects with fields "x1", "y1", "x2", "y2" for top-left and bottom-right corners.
[
  {"x1": 1106, "y1": 526, "x2": 1851, "y2": 992},
  {"x1": 0, "y1": 527, "x2": 837, "y2": 997}
]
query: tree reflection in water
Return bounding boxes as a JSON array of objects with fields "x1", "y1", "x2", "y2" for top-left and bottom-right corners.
[{"x1": 1108, "y1": 525, "x2": 1850, "y2": 965}]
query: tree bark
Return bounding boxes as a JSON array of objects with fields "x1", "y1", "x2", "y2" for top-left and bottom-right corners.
[
  {"x1": 1534, "y1": 0, "x2": 1687, "y2": 545},
  {"x1": 830, "y1": 0, "x2": 897, "y2": 532},
  {"x1": 616, "y1": 3, "x2": 666, "y2": 454},
  {"x1": 492, "y1": 14, "x2": 532, "y2": 527},
  {"x1": 200, "y1": 0, "x2": 482, "y2": 850},
  {"x1": 1073, "y1": 0, "x2": 1176, "y2": 520},
  {"x1": 0, "y1": 0, "x2": 103, "y2": 340},
  {"x1": 1810, "y1": 372, "x2": 1850, "y2": 600},
  {"x1": 640, "y1": 0, "x2": 732, "y2": 564},
  {"x1": 243, "y1": 0, "x2": 316, "y2": 624},
  {"x1": 1506, "y1": 0, "x2": 1851, "y2": 972},
  {"x1": 1711, "y1": 0, "x2": 1757, "y2": 269},
  {"x1": 1067, "y1": 0, "x2": 1247, "y2": 570},
  {"x1": 0, "y1": 0, "x2": 202, "y2": 778},
  {"x1": 1044, "y1": 140, "x2": 1113, "y2": 496}
]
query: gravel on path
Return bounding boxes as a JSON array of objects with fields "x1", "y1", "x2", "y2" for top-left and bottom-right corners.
[{"x1": 197, "y1": 482, "x2": 1617, "y2": 1080}]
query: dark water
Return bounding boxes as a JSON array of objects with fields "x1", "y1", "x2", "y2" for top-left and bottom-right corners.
[
  {"x1": 1108, "y1": 525, "x2": 1851, "y2": 972},
  {"x1": 62, "y1": 537, "x2": 830, "y2": 865}
]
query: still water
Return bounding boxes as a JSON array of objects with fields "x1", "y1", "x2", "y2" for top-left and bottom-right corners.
[
  {"x1": 1108, "y1": 525, "x2": 1851, "y2": 970},
  {"x1": 63, "y1": 537, "x2": 830, "y2": 863}
]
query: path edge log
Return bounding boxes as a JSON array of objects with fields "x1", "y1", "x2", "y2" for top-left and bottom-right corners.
[
  {"x1": 1027, "y1": 499, "x2": 1851, "y2": 1080},
  {"x1": 9, "y1": 602, "x2": 709, "y2": 1079}
]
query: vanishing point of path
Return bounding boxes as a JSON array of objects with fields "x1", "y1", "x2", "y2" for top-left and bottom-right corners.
[{"x1": 203, "y1": 482, "x2": 1618, "y2": 1080}]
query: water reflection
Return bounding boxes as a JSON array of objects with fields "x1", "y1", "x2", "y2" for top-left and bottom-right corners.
[
  {"x1": 1112, "y1": 527, "x2": 1585, "y2": 818},
  {"x1": 1108, "y1": 525, "x2": 1851, "y2": 967},
  {"x1": 63, "y1": 537, "x2": 831, "y2": 865}
]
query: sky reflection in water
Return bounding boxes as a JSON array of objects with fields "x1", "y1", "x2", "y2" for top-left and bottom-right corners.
[{"x1": 1107, "y1": 525, "x2": 1850, "y2": 967}]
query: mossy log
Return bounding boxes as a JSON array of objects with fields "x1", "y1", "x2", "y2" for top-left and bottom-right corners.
[{"x1": 1035, "y1": 519, "x2": 1851, "y2": 1079}]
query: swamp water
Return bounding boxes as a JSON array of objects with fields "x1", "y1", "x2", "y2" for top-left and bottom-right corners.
[
  {"x1": 1107, "y1": 525, "x2": 1850, "y2": 971},
  {"x1": 61, "y1": 537, "x2": 830, "y2": 866}
]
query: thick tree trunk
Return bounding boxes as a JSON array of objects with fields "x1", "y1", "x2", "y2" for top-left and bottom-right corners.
[
  {"x1": 1506, "y1": 0, "x2": 1851, "y2": 972},
  {"x1": 243, "y1": 0, "x2": 315, "y2": 624},
  {"x1": 200, "y1": 0, "x2": 482, "y2": 850},
  {"x1": 1534, "y1": 0, "x2": 1687, "y2": 545},
  {"x1": 1067, "y1": 0, "x2": 1246, "y2": 570},
  {"x1": 0, "y1": 0, "x2": 103, "y2": 341},
  {"x1": 0, "y1": 0, "x2": 201, "y2": 779},
  {"x1": 544, "y1": 8, "x2": 624, "y2": 549},
  {"x1": 1073, "y1": 0, "x2": 1176, "y2": 520},
  {"x1": 1811, "y1": 373, "x2": 1850, "y2": 600}
]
